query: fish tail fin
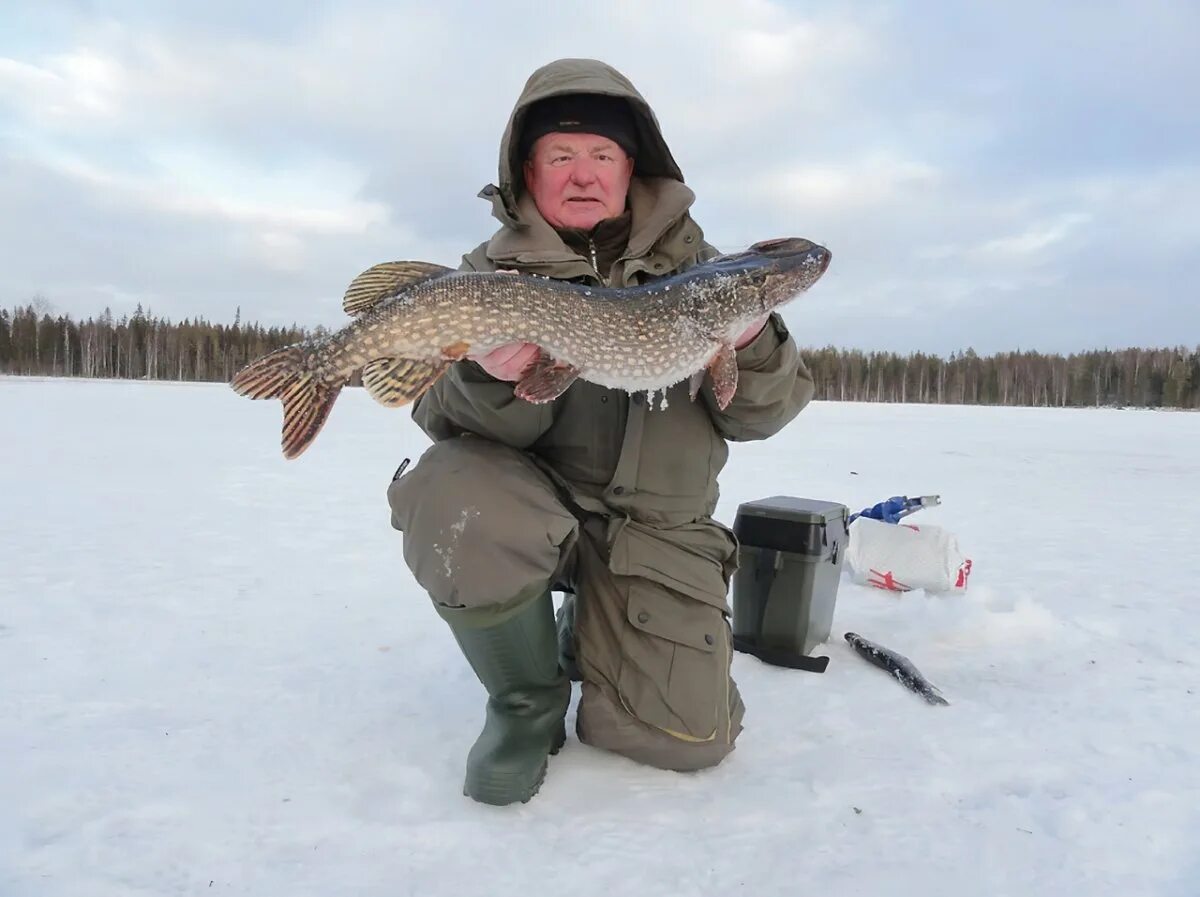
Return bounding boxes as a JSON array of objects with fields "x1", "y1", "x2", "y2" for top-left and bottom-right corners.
[
  {"x1": 924, "y1": 688, "x2": 950, "y2": 706},
  {"x1": 231, "y1": 346, "x2": 345, "y2": 459}
]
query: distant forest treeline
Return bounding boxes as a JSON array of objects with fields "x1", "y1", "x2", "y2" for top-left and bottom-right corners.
[{"x1": 1, "y1": 302, "x2": 1197, "y2": 409}]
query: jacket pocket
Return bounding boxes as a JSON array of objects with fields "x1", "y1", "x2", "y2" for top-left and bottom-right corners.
[
  {"x1": 616, "y1": 581, "x2": 731, "y2": 743},
  {"x1": 608, "y1": 517, "x2": 738, "y2": 612}
]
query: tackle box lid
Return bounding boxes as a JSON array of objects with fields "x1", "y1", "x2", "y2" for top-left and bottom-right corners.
[{"x1": 734, "y1": 495, "x2": 848, "y2": 526}]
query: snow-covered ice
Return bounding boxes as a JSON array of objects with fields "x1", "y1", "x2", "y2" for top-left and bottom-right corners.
[{"x1": 2, "y1": 376, "x2": 1197, "y2": 896}]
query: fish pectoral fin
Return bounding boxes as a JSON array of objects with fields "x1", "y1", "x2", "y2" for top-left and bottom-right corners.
[
  {"x1": 342, "y1": 261, "x2": 453, "y2": 316},
  {"x1": 707, "y1": 343, "x2": 739, "y2": 410},
  {"x1": 360, "y1": 357, "x2": 448, "y2": 407},
  {"x1": 513, "y1": 350, "x2": 580, "y2": 404}
]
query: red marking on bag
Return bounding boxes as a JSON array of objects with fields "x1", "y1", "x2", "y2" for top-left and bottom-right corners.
[
  {"x1": 867, "y1": 569, "x2": 911, "y2": 592},
  {"x1": 955, "y1": 559, "x2": 973, "y2": 589}
]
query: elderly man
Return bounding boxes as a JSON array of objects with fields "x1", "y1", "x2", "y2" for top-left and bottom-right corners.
[{"x1": 388, "y1": 58, "x2": 815, "y2": 805}]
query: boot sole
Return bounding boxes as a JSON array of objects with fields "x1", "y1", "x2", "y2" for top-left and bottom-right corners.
[
  {"x1": 549, "y1": 719, "x2": 567, "y2": 755},
  {"x1": 464, "y1": 720, "x2": 567, "y2": 806}
]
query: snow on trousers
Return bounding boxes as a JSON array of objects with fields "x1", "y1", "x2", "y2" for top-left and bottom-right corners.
[{"x1": 387, "y1": 436, "x2": 744, "y2": 771}]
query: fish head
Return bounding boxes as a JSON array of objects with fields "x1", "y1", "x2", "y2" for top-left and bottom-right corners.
[
  {"x1": 708, "y1": 237, "x2": 832, "y2": 313},
  {"x1": 751, "y1": 237, "x2": 832, "y2": 311}
]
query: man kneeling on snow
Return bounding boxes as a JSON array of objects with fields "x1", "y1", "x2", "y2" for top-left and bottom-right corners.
[{"x1": 387, "y1": 58, "x2": 815, "y2": 804}]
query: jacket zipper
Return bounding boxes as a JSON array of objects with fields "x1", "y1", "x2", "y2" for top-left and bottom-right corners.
[{"x1": 589, "y1": 240, "x2": 603, "y2": 285}]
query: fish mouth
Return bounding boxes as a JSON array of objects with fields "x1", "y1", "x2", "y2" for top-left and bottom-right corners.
[
  {"x1": 751, "y1": 237, "x2": 817, "y2": 255},
  {"x1": 751, "y1": 237, "x2": 832, "y2": 274},
  {"x1": 794, "y1": 242, "x2": 832, "y2": 278}
]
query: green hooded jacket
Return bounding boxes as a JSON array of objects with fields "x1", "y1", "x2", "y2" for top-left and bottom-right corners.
[{"x1": 412, "y1": 58, "x2": 815, "y2": 586}]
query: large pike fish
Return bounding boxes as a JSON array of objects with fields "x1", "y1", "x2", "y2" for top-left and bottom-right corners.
[{"x1": 231, "y1": 236, "x2": 831, "y2": 459}]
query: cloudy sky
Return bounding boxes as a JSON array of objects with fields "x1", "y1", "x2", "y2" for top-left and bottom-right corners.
[{"x1": 1, "y1": 1, "x2": 1196, "y2": 354}]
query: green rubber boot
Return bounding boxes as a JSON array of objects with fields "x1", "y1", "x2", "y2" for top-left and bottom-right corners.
[{"x1": 437, "y1": 588, "x2": 570, "y2": 806}]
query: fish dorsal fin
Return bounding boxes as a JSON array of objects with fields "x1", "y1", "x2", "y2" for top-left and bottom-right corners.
[
  {"x1": 360, "y1": 357, "x2": 449, "y2": 407},
  {"x1": 342, "y1": 261, "x2": 452, "y2": 316}
]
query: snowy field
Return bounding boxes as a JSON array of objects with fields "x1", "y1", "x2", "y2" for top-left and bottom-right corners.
[{"x1": 2, "y1": 375, "x2": 1197, "y2": 897}]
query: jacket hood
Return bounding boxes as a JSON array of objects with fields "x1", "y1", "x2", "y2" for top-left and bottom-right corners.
[{"x1": 479, "y1": 58, "x2": 686, "y2": 226}]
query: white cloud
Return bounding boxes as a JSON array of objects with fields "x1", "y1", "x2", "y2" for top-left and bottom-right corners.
[
  {"x1": 0, "y1": 51, "x2": 126, "y2": 122},
  {"x1": 770, "y1": 153, "x2": 940, "y2": 209},
  {"x1": 727, "y1": 17, "x2": 872, "y2": 82},
  {"x1": 25, "y1": 144, "x2": 389, "y2": 234},
  {"x1": 975, "y1": 212, "x2": 1092, "y2": 258}
]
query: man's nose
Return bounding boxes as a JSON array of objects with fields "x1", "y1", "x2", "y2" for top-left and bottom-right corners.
[{"x1": 569, "y1": 159, "x2": 598, "y2": 185}]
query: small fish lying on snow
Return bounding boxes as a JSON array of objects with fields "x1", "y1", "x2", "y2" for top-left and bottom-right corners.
[
  {"x1": 844, "y1": 632, "x2": 950, "y2": 706},
  {"x1": 231, "y1": 237, "x2": 831, "y2": 459}
]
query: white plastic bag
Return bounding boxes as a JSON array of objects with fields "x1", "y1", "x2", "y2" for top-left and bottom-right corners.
[{"x1": 845, "y1": 517, "x2": 972, "y2": 593}]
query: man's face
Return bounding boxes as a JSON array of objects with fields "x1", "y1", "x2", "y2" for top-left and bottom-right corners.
[{"x1": 523, "y1": 132, "x2": 634, "y2": 230}]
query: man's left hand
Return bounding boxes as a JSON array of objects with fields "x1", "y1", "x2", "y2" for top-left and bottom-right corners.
[{"x1": 734, "y1": 314, "x2": 770, "y2": 349}]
